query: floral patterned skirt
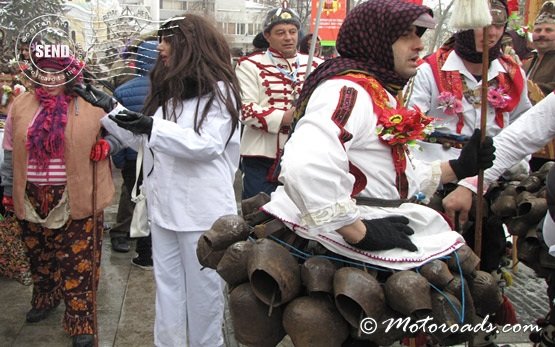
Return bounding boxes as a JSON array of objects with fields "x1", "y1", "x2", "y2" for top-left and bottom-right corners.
[{"x1": 19, "y1": 182, "x2": 103, "y2": 336}]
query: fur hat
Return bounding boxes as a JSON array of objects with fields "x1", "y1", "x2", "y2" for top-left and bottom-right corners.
[
  {"x1": 263, "y1": 7, "x2": 301, "y2": 33},
  {"x1": 535, "y1": 1, "x2": 555, "y2": 25}
]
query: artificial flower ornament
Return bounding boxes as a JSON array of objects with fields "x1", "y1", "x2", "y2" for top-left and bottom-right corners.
[
  {"x1": 437, "y1": 91, "x2": 464, "y2": 115},
  {"x1": 487, "y1": 87, "x2": 511, "y2": 109},
  {"x1": 376, "y1": 105, "x2": 434, "y2": 147}
]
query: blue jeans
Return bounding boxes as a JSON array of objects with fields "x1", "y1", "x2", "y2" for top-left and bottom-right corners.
[{"x1": 241, "y1": 156, "x2": 279, "y2": 199}]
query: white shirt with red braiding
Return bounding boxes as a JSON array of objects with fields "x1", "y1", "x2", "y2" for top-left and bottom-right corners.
[{"x1": 236, "y1": 48, "x2": 323, "y2": 159}]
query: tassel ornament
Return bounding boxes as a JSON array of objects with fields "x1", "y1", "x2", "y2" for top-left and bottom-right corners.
[{"x1": 449, "y1": 0, "x2": 493, "y2": 30}]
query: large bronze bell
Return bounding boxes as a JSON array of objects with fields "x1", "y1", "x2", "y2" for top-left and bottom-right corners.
[
  {"x1": 517, "y1": 195, "x2": 548, "y2": 224},
  {"x1": 301, "y1": 256, "x2": 336, "y2": 295},
  {"x1": 444, "y1": 274, "x2": 476, "y2": 321},
  {"x1": 517, "y1": 175, "x2": 542, "y2": 193},
  {"x1": 517, "y1": 230, "x2": 542, "y2": 274},
  {"x1": 202, "y1": 214, "x2": 250, "y2": 251},
  {"x1": 334, "y1": 267, "x2": 385, "y2": 327},
  {"x1": 283, "y1": 296, "x2": 350, "y2": 347},
  {"x1": 446, "y1": 245, "x2": 480, "y2": 277},
  {"x1": 429, "y1": 291, "x2": 473, "y2": 345},
  {"x1": 384, "y1": 271, "x2": 432, "y2": 318},
  {"x1": 241, "y1": 192, "x2": 271, "y2": 216},
  {"x1": 247, "y1": 238, "x2": 301, "y2": 307},
  {"x1": 490, "y1": 194, "x2": 517, "y2": 218},
  {"x1": 216, "y1": 241, "x2": 253, "y2": 287},
  {"x1": 469, "y1": 270, "x2": 504, "y2": 317},
  {"x1": 196, "y1": 234, "x2": 225, "y2": 269},
  {"x1": 419, "y1": 259, "x2": 454, "y2": 289},
  {"x1": 228, "y1": 283, "x2": 286, "y2": 347}
]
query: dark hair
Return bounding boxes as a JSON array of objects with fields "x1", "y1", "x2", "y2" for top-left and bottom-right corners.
[
  {"x1": 299, "y1": 33, "x2": 321, "y2": 55},
  {"x1": 143, "y1": 14, "x2": 241, "y2": 145}
]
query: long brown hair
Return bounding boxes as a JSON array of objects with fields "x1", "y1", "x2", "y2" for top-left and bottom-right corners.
[{"x1": 143, "y1": 14, "x2": 241, "y2": 145}]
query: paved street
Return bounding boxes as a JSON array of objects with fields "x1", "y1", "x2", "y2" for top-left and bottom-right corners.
[{"x1": 0, "y1": 168, "x2": 551, "y2": 346}]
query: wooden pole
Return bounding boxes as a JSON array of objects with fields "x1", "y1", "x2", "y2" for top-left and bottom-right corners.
[
  {"x1": 474, "y1": 26, "x2": 490, "y2": 261},
  {"x1": 305, "y1": 0, "x2": 326, "y2": 76},
  {"x1": 91, "y1": 143, "x2": 99, "y2": 347}
]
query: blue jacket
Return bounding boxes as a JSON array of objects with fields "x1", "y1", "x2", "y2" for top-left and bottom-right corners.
[{"x1": 112, "y1": 41, "x2": 158, "y2": 167}]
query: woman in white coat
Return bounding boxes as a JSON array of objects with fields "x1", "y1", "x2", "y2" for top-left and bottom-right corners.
[{"x1": 76, "y1": 14, "x2": 241, "y2": 347}]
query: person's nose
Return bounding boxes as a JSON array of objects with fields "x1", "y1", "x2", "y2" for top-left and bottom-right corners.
[{"x1": 414, "y1": 36, "x2": 424, "y2": 52}]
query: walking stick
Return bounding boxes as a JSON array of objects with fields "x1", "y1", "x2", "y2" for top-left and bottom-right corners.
[
  {"x1": 474, "y1": 31, "x2": 490, "y2": 260},
  {"x1": 91, "y1": 137, "x2": 99, "y2": 347},
  {"x1": 449, "y1": 0, "x2": 493, "y2": 261}
]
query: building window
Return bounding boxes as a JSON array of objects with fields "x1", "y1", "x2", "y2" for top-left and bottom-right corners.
[
  {"x1": 226, "y1": 22, "x2": 236, "y2": 35},
  {"x1": 160, "y1": 0, "x2": 187, "y2": 10},
  {"x1": 237, "y1": 23, "x2": 246, "y2": 35}
]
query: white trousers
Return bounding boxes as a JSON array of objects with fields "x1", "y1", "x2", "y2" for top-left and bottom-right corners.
[{"x1": 151, "y1": 224, "x2": 224, "y2": 347}]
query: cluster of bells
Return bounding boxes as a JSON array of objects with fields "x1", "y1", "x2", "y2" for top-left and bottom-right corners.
[
  {"x1": 486, "y1": 161, "x2": 555, "y2": 276},
  {"x1": 196, "y1": 193, "x2": 507, "y2": 347},
  {"x1": 485, "y1": 161, "x2": 555, "y2": 347}
]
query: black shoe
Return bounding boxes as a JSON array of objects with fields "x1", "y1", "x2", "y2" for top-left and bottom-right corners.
[
  {"x1": 111, "y1": 237, "x2": 130, "y2": 253},
  {"x1": 72, "y1": 334, "x2": 94, "y2": 347},
  {"x1": 131, "y1": 256, "x2": 153, "y2": 270},
  {"x1": 25, "y1": 306, "x2": 56, "y2": 323}
]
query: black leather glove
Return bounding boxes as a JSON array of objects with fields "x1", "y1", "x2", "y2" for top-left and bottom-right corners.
[
  {"x1": 73, "y1": 84, "x2": 116, "y2": 113},
  {"x1": 109, "y1": 109, "x2": 153, "y2": 136},
  {"x1": 347, "y1": 216, "x2": 418, "y2": 252},
  {"x1": 449, "y1": 129, "x2": 495, "y2": 180}
]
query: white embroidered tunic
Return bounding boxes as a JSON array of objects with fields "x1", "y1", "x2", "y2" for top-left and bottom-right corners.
[
  {"x1": 262, "y1": 79, "x2": 465, "y2": 270},
  {"x1": 407, "y1": 50, "x2": 531, "y2": 163}
]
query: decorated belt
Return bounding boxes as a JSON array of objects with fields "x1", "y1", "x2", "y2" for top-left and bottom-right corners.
[
  {"x1": 355, "y1": 196, "x2": 416, "y2": 208},
  {"x1": 424, "y1": 132, "x2": 469, "y2": 150}
]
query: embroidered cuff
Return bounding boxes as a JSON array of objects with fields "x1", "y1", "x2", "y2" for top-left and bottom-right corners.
[
  {"x1": 458, "y1": 176, "x2": 489, "y2": 196},
  {"x1": 301, "y1": 198, "x2": 358, "y2": 227},
  {"x1": 418, "y1": 160, "x2": 442, "y2": 204}
]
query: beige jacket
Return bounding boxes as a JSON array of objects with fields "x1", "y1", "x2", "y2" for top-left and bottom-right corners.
[{"x1": 8, "y1": 92, "x2": 114, "y2": 220}]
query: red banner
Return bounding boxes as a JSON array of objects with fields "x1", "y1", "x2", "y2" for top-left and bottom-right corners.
[
  {"x1": 402, "y1": 0, "x2": 423, "y2": 4},
  {"x1": 310, "y1": 0, "x2": 347, "y2": 45}
]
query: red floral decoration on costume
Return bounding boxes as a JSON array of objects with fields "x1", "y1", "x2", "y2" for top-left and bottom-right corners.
[{"x1": 376, "y1": 105, "x2": 433, "y2": 146}]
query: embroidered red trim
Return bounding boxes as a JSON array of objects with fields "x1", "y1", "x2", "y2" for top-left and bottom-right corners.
[{"x1": 424, "y1": 49, "x2": 524, "y2": 134}]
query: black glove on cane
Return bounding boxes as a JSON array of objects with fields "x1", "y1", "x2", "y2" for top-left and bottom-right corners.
[
  {"x1": 73, "y1": 84, "x2": 116, "y2": 113},
  {"x1": 109, "y1": 109, "x2": 153, "y2": 136},
  {"x1": 449, "y1": 129, "x2": 495, "y2": 180},
  {"x1": 347, "y1": 216, "x2": 418, "y2": 252}
]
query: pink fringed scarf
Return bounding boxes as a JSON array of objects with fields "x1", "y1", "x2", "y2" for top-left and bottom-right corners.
[{"x1": 26, "y1": 87, "x2": 71, "y2": 168}]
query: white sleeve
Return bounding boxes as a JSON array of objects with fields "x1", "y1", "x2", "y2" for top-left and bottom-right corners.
[
  {"x1": 484, "y1": 92, "x2": 555, "y2": 184},
  {"x1": 101, "y1": 113, "x2": 144, "y2": 152},
  {"x1": 148, "y1": 98, "x2": 237, "y2": 161},
  {"x1": 278, "y1": 81, "x2": 369, "y2": 232}
]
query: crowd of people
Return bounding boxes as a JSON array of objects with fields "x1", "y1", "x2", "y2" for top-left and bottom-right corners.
[{"x1": 1, "y1": 0, "x2": 555, "y2": 346}]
